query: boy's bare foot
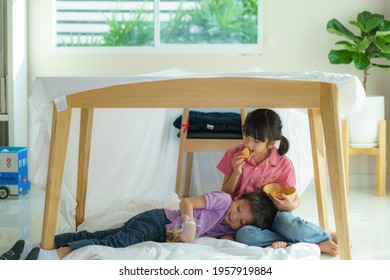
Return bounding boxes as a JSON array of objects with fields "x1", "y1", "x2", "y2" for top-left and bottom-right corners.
[
  {"x1": 318, "y1": 240, "x2": 339, "y2": 256},
  {"x1": 267, "y1": 241, "x2": 287, "y2": 249}
]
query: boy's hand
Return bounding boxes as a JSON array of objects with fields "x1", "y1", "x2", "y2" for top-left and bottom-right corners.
[{"x1": 180, "y1": 222, "x2": 197, "y2": 243}]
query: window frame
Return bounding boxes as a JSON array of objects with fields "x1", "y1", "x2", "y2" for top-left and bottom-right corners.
[{"x1": 54, "y1": 0, "x2": 263, "y2": 54}]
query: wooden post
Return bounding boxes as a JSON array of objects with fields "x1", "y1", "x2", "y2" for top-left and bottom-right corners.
[
  {"x1": 308, "y1": 108, "x2": 329, "y2": 230},
  {"x1": 175, "y1": 108, "x2": 190, "y2": 196},
  {"x1": 320, "y1": 83, "x2": 351, "y2": 260},
  {"x1": 76, "y1": 108, "x2": 94, "y2": 228},
  {"x1": 41, "y1": 106, "x2": 72, "y2": 249}
]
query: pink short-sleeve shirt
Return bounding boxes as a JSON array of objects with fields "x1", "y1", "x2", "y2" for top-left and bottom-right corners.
[{"x1": 217, "y1": 144, "x2": 296, "y2": 198}]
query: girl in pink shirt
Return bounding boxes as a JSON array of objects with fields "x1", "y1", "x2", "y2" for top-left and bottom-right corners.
[{"x1": 217, "y1": 109, "x2": 338, "y2": 256}]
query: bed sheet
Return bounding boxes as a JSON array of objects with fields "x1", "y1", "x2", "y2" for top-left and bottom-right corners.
[
  {"x1": 63, "y1": 193, "x2": 320, "y2": 260},
  {"x1": 63, "y1": 238, "x2": 320, "y2": 260}
]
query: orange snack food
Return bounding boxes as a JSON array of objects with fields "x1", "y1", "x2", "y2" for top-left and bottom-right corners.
[
  {"x1": 263, "y1": 183, "x2": 296, "y2": 200},
  {"x1": 242, "y1": 147, "x2": 250, "y2": 158},
  {"x1": 165, "y1": 228, "x2": 183, "y2": 242}
]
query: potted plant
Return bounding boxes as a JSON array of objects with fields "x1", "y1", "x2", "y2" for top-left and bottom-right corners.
[{"x1": 327, "y1": 11, "x2": 389, "y2": 145}]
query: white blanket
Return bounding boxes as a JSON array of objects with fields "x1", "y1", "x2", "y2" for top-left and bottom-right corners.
[
  {"x1": 64, "y1": 238, "x2": 320, "y2": 260},
  {"x1": 63, "y1": 193, "x2": 320, "y2": 260}
]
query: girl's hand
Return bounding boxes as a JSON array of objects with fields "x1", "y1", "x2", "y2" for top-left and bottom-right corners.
[
  {"x1": 269, "y1": 193, "x2": 297, "y2": 211},
  {"x1": 231, "y1": 152, "x2": 245, "y2": 176}
]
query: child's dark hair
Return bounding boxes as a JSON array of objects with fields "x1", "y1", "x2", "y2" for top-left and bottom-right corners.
[
  {"x1": 243, "y1": 108, "x2": 289, "y2": 155},
  {"x1": 239, "y1": 190, "x2": 277, "y2": 229}
]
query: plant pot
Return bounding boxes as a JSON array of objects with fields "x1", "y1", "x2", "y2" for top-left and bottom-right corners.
[{"x1": 347, "y1": 95, "x2": 385, "y2": 146}]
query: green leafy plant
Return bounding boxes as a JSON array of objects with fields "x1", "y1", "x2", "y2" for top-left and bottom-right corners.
[
  {"x1": 161, "y1": 0, "x2": 257, "y2": 44},
  {"x1": 103, "y1": 9, "x2": 153, "y2": 46},
  {"x1": 160, "y1": 1, "x2": 193, "y2": 44},
  {"x1": 190, "y1": 0, "x2": 247, "y2": 43},
  {"x1": 59, "y1": 32, "x2": 102, "y2": 47},
  {"x1": 327, "y1": 11, "x2": 390, "y2": 90}
]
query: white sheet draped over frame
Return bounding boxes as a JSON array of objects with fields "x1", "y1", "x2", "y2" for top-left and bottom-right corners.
[{"x1": 28, "y1": 69, "x2": 365, "y2": 230}]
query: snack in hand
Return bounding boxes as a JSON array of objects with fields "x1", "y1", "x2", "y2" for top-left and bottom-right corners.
[
  {"x1": 242, "y1": 147, "x2": 250, "y2": 159},
  {"x1": 166, "y1": 228, "x2": 183, "y2": 242}
]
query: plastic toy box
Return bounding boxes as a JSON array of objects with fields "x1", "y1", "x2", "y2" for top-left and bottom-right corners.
[{"x1": 0, "y1": 146, "x2": 31, "y2": 199}]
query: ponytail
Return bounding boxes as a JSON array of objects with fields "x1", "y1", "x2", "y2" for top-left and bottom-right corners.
[{"x1": 277, "y1": 135, "x2": 289, "y2": 156}]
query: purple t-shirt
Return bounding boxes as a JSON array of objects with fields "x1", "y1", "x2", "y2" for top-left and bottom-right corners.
[{"x1": 164, "y1": 191, "x2": 235, "y2": 238}]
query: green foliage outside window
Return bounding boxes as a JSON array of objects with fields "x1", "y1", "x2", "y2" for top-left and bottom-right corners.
[
  {"x1": 161, "y1": 0, "x2": 258, "y2": 44},
  {"x1": 103, "y1": 9, "x2": 154, "y2": 46},
  {"x1": 59, "y1": 0, "x2": 258, "y2": 47}
]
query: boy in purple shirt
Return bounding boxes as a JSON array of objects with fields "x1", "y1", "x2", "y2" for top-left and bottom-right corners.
[{"x1": 1, "y1": 190, "x2": 277, "y2": 260}]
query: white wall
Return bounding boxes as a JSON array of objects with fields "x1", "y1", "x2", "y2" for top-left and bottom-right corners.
[
  {"x1": 27, "y1": 0, "x2": 389, "y2": 176},
  {"x1": 27, "y1": 0, "x2": 386, "y2": 78}
]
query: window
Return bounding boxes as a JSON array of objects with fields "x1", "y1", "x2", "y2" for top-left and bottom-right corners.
[{"x1": 55, "y1": 0, "x2": 261, "y2": 53}]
